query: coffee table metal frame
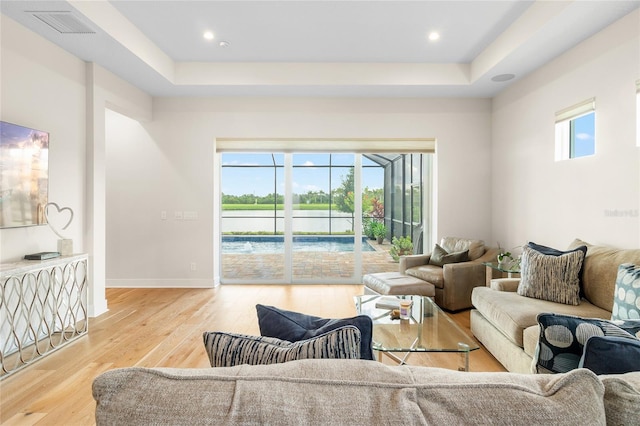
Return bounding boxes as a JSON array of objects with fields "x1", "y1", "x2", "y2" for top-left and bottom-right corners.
[{"x1": 354, "y1": 295, "x2": 479, "y2": 371}]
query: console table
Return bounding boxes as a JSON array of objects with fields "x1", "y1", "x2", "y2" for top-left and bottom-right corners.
[{"x1": 0, "y1": 254, "x2": 89, "y2": 378}]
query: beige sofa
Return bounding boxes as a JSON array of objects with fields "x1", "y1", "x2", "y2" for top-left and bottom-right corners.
[
  {"x1": 93, "y1": 358, "x2": 640, "y2": 425},
  {"x1": 471, "y1": 239, "x2": 640, "y2": 374},
  {"x1": 399, "y1": 237, "x2": 499, "y2": 311}
]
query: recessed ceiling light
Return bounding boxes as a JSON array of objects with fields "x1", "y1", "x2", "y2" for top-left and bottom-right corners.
[
  {"x1": 428, "y1": 32, "x2": 440, "y2": 41},
  {"x1": 219, "y1": 40, "x2": 230, "y2": 48},
  {"x1": 491, "y1": 73, "x2": 516, "y2": 82},
  {"x1": 203, "y1": 31, "x2": 214, "y2": 41}
]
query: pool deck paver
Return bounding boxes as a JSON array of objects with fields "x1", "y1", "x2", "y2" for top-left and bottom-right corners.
[{"x1": 222, "y1": 239, "x2": 401, "y2": 281}]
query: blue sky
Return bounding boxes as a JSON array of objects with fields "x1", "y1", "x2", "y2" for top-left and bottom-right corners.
[
  {"x1": 572, "y1": 113, "x2": 595, "y2": 157},
  {"x1": 221, "y1": 153, "x2": 383, "y2": 196}
]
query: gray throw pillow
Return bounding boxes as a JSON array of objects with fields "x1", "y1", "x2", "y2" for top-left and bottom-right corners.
[
  {"x1": 527, "y1": 241, "x2": 588, "y2": 297},
  {"x1": 202, "y1": 327, "x2": 361, "y2": 367},
  {"x1": 517, "y1": 246, "x2": 584, "y2": 305},
  {"x1": 429, "y1": 244, "x2": 469, "y2": 267}
]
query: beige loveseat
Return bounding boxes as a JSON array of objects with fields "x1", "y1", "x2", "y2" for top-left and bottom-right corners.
[
  {"x1": 471, "y1": 239, "x2": 640, "y2": 374},
  {"x1": 399, "y1": 237, "x2": 499, "y2": 311},
  {"x1": 93, "y1": 358, "x2": 640, "y2": 425}
]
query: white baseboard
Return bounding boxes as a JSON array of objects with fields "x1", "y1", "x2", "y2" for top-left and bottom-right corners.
[{"x1": 106, "y1": 279, "x2": 216, "y2": 288}]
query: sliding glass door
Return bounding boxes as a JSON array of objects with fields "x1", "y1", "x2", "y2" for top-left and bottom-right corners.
[
  {"x1": 291, "y1": 154, "x2": 357, "y2": 280},
  {"x1": 220, "y1": 153, "x2": 286, "y2": 281},
  {"x1": 219, "y1": 150, "x2": 428, "y2": 284}
]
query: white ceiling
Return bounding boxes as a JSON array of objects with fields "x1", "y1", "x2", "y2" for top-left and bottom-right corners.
[{"x1": 2, "y1": 0, "x2": 639, "y2": 98}]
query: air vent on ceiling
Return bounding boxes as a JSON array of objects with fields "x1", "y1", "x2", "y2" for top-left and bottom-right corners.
[{"x1": 31, "y1": 11, "x2": 96, "y2": 34}]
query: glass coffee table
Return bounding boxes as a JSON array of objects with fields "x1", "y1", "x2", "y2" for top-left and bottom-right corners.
[{"x1": 354, "y1": 295, "x2": 479, "y2": 371}]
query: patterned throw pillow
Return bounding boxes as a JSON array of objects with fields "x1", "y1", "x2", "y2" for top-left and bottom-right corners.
[
  {"x1": 611, "y1": 263, "x2": 640, "y2": 321},
  {"x1": 428, "y1": 244, "x2": 469, "y2": 267},
  {"x1": 527, "y1": 242, "x2": 588, "y2": 297},
  {"x1": 202, "y1": 326, "x2": 361, "y2": 367},
  {"x1": 534, "y1": 313, "x2": 638, "y2": 374},
  {"x1": 517, "y1": 246, "x2": 584, "y2": 305},
  {"x1": 256, "y1": 304, "x2": 374, "y2": 360}
]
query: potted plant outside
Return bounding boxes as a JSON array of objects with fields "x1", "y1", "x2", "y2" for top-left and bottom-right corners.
[
  {"x1": 372, "y1": 222, "x2": 386, "y2": 244},
  {"x1": 390, "y1": 236, "x2": 413, "y2": 262},
  {"x1": 363, "y1": 217, "x2": 376, "y2": 240}
]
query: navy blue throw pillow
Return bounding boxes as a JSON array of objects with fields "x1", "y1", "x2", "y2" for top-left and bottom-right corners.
[
  {"x1": 579, "y1": 335, "x2": 640, "y2": 375},
  {"x1": 256, "y1": 304, "x2": 374, "y2": 361}
]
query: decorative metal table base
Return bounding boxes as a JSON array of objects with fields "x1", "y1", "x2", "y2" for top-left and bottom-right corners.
[{"x1": 1, "y1": 255, "x2": 88, "y2": 378}]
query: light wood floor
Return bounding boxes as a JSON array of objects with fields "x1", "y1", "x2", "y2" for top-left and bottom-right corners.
[{"x1": 0, "y1": 285, "x2": 505, "y2": 425}]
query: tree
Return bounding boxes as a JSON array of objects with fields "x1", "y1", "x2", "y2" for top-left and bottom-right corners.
[{"x1": 333, "y1": 168, "x2": 355, "y2": 213}]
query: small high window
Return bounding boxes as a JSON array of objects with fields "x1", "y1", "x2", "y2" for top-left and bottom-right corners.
[
  {"x1": 555, "y1": 98, "x2": 595, "y2": 160},
  {"x1": 636, "y1": 79, "x2": 639, "y2": 147}
]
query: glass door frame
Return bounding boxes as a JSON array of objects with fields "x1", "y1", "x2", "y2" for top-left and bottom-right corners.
[
  {"x1": 213, "y1": 138, "x2": 435, "y2": 286},
  {"x1": 217, "y1": 153, "x2": 363, "y2": 284}
]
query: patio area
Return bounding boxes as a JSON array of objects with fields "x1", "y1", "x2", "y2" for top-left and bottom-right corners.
[{"x1": 221, "y1": 240, "x2": 400, "y2": 281}]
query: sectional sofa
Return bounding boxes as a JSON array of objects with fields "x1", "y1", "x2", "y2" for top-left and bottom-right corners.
[
  {"x1": 93, "y1": 358, "x2": 640, "y2": 425},
  {"x1": 471, "y1": 238, "x2": 640, "y2": 374}
]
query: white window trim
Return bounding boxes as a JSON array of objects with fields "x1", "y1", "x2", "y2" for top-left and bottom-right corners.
[
  {"x1": 212, "y1": 139, "x2": 435, "y2": 285},
  {"x1": 555, "y1": 120, "x2": 571, "y2": 161},
  {"x1": 555, "y1": 98, "x2": 595, "y2": 161},
  {"x1": 636, "y1": 79, "x2": 640, "y2": 147},
  {"x1": 555, "y1": 98, "x2": 595, "y2": 123}
]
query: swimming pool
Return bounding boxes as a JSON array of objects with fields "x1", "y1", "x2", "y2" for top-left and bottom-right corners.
[{"x1": 222, "y1": 236, "x2": 375, "y2": 254}]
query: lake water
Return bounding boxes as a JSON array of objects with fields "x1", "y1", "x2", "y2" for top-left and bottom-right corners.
[{"x1": 222, "y1": 209, "x2": 354, "y2": 234}]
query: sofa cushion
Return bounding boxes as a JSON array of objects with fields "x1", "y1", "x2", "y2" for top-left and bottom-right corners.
[
  {"x1": 517, "y1": 246, "x2": 584, "y2": 305},
  {"x1": 569, "y1": 239, "x2": 640, "y2": 311},
  {"x1": 472, "y1": 286, "x2": 610, "y2": 348},
  {"x1": 490, "y1": 278, "x2": 520, "y2": 292},
  {"x1": 202, "y1": 327, "x2": 361, "y2": 367},
  {"x1": 256, "y1": 304, "x2": 374, "y2": 360},
  {"x1": 428, "y1": 244, "x2": 469, "y2": 267},
  {"x1": 405, "y1": 265, "x2": 444, "y2": 288},
  {"x1": 363, "y1": 272, "x2": 435, "y2": 297},
  {"x1": 534, "y1": 313, "x2": 638, "y2": 374},
  {"x1": 522, "y1": 325, "x2": 540, "y2": 358},
  {"x1": 601, "y1": 372, "x2": 640, "y2": 425},
  {"x1": 579, "y1": 336, "x2": 640, "y2": 375},
  {"x1": 612, "y1": 263, "x2": 640, "y2": 321},
  {"x1": 93, "y1": 359, "x2": 607, "y2": 425},
  {"x1": 440, "y1": 237, "x2": 484, "y2": 261}
]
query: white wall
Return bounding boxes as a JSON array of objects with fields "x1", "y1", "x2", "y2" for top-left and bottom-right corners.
[
  {"x1": 1, "y1": 16, "x2": 152, "y2": 316},
  {"x1": 86, "y1": 64, "x2": 152, "y2": 314},
  {"x1": 105, "y1": 97, "x2": 493, "y2": 285},
  {"x1": 2, "y1": 12, "x2": 493, "y2": 293},
  {"x1": 105, "y1": 108, "x2": 214, "y2": 286},
  {"x1": 492, "y1": 10, "x2": 640, "y2": 250},
  {"x1": 0, "y1": 16, "x2": 86, "y2": 260}
]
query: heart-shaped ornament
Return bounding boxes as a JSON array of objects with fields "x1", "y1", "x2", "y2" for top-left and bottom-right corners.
[{"x1": 44, "y1": 202, "x2": 74, "y2": 239}]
